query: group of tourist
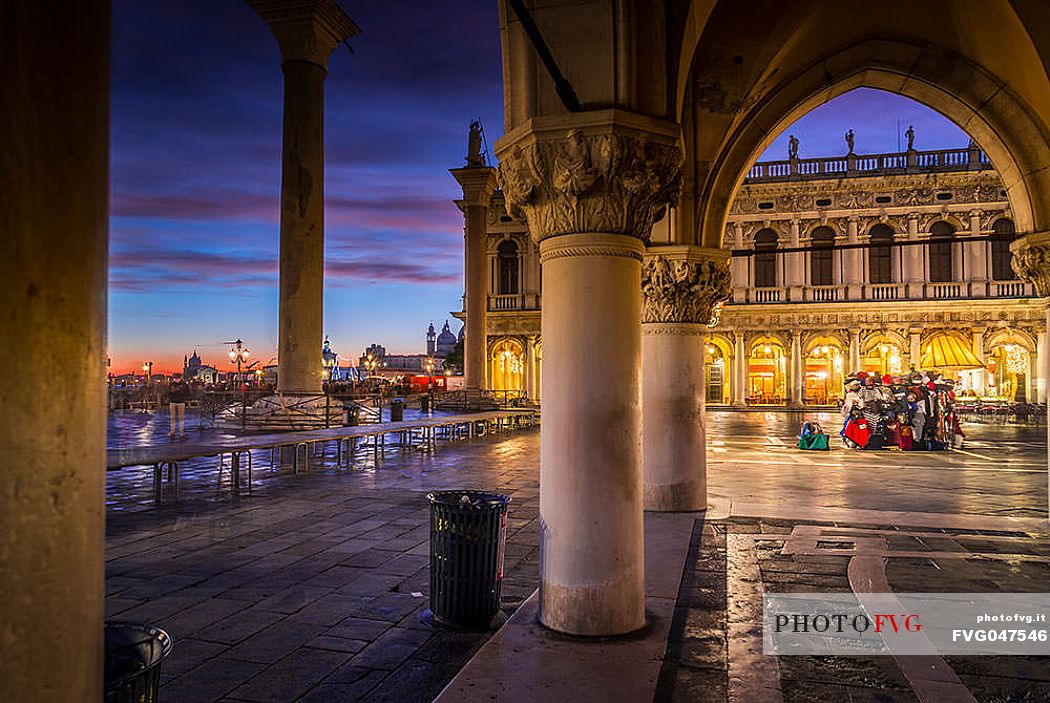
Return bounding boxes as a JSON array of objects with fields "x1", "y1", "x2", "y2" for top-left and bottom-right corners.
[{"x1": 839, "y1": 370, "x2": 964, "y2": 450}]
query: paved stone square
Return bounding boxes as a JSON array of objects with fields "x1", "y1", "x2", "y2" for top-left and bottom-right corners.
[{"x1": 106, "y1": 411, "x2": 1048, "y2": 702}]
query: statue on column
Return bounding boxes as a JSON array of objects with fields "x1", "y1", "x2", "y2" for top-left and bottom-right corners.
[
  {"x1": 466, "y1": 120, "x2": 486, "y2": 167},
  {"x1": 905, "y1": 125, "x2": 915, "y2": 151},
  {"x1": 788, "y1": 134, "x2": 799, "y2": 160},
  {"x1": 844, "y1": 129, "x2": 855, "y2": 154}
]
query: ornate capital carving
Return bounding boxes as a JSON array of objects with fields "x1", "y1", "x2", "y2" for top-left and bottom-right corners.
[
  {"x1": 248, "y1": 0, "x2": 360, "y2": 67},
  {"x1": 497, "y1": 122, "x2": 682, "y2": 243},
  {"x1": 1011, "y1": 231, "x2": 1050, "y2": 297},
  {"x1": 641, "y1": 249, "x2": 731, "y2": 325}
]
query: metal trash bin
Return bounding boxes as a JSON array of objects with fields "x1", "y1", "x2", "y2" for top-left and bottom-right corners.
[
  {"x1": 427, "y1": 490, "x2": 511, "y2": 628},
  {"x1": 390, "y1": 398, "x2": 404, "y2": 422},
  {"x1": 104, "y1": 622, "x2": 173, "y2": 703}
]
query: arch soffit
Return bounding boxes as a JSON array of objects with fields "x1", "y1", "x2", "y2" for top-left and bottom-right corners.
[
  {"x1": 866, "y1": 220, "x2": 903, "y2": 238},
  {"x1": 803, "y1": 331, "x2": 848, "y2": 354},
  {"x1": 747, "y1": 333, "x2": 788, "y2": 352},
  {"x1": 488, "y1": 336, "x2": 525, "y2": 355},
  {"x1": 919, "y1": 214, "x2": 966, "y2": 234},
  {"x1": 861, "y1": 329, "x2": 909, "y2": 353},
  {"x1": 984, "y1": 327, "x2": 1037, "y2": 352},
  {"x1": 802, "y1": 222, "x2": 841, "y2": 240},
  {"x1": 706, "y1": 334, "x2": 734, "y2": 357},
  {"x1": 691, "y1": 40, "x2": 1049, "y2": 249}
]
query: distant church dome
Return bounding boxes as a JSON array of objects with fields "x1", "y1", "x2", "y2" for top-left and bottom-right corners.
[{"x1": 436, "y1": 320, "x2": 458, "y2": 356}]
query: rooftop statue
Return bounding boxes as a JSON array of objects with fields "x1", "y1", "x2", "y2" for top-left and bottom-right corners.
[
  {"x1": 466, "y1": 120, "x2": 486, "y2": 167},
  {"x1": 788, "y1": 134, "x2": 799, "y2": 160},
  {"x1": 906, "y1": 125, "x2": 916, "y2": 151},
  {"x1": 845, "y1": 128, "x2": 855, "y2": 154}
]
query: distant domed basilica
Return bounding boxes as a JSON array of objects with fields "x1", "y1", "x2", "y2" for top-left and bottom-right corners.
[{"x1": 427, "y1": 320, "x2": 461, "y2": 357}]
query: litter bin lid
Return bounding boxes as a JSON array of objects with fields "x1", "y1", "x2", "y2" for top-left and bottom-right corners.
[
  {"x1": 428, "y1": 490, "x2": 510, "y2": 509},
  {"x1": 105, "y1": 622, "x2": 173, "y2": 686}
]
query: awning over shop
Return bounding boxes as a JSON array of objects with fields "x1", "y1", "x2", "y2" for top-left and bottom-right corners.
[{"x1": 921, "y1": 335, "x2": 983, "y2": 369}]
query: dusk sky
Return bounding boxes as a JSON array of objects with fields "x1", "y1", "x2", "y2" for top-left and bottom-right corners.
[{"x1": 109, "y1": 1, "x2": 969, "y2": 375}]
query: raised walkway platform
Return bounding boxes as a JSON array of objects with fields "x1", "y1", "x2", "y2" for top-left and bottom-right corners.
[{"x1": 107, "y1": 410, "x2": 537, "y2": 503}]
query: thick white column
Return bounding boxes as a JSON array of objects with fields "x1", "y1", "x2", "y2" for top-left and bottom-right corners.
[
  {"x1": 1008, "y1": 234, "x2": 1050, "y2": 510},
  {"x1": 789, "y1": 330, "x2": 804, "y2": 406},
  {"x1": 497, "y1": 116, "x2": 681, "y2": 636},
  {"x1": 451, "y1": 167, "x2": 499, "y2": 390},
  {"x1": 2, "y1": 5, "x2": 109, "y2": 698},
  {"x1": 641, "y1": 247, "x2": 730, "y2": 512},
  {"x1": 849, "y1": 330, "x2": 861, "y2": 374},
  {"x1": 249, "y1": 1, "x2": 360, "y2": 395},
  {"x1": 539, "y1": 234, "x2": 646, "y2": 633},
  {"x1": 734, "y1": 332, "x2": 748, "y2": 407}
]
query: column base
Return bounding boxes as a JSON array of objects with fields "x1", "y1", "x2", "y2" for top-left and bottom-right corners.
[
  {"x1": 645, "y1": 480, "x2": 707, "y2": 512},
  {"x1": 540, "y1": 575, "x2": 647, "y2": 636}
]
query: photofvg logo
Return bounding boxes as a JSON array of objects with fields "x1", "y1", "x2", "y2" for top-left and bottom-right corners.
[{"x1": 763, "y1": 593, "x2": 1050, "y2": 656}]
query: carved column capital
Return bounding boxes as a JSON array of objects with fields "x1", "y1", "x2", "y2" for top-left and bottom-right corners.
[
  {"x1": 1011, "y1": 231, "x2": 1050, "y2": 297},
  {"x1": 641, "y1": 247, "x2": 731, "y2": 325},
  {"x1": 247, "y1": 0, "x2": 360, "y2": 68},
  {"x1": 495, "y1": 111, "x2": 682, "y2": 243}
]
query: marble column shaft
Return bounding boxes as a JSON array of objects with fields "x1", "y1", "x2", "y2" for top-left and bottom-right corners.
[
  {"x1": 497, "y1": 114, "x2": 681, "y2": 636},
  {"x1": 1, "y1": 4, "x2": 109, "y2": 698},
  {"x1": 641, "y1": 247, "x2": 730, "y2": 512}
]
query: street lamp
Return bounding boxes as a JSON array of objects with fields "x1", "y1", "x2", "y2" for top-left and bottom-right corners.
[
  {"x1": 141, "y1": 361, "x2": 153, "y2": 413},
  {"x1": 226, "y1": 339, "x2": 250, "y2": 385},
  {"x1": 424, "y1": 356, "x2": 435, "y2": 403}
]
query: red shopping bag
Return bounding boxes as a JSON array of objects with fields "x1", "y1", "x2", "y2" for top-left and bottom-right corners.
[{"x1": 844, "y1": 417, "x2": 871, "y2": 448}]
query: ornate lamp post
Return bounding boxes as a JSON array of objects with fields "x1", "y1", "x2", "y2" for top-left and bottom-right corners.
[
  {"x1": 141, "y1": 361, "x2": 153, "y2": 413},
  {"x1": 424, "y1": 356, "x2": 435, "y2": 404},
  {"x1": 227, "y1": 339, "x2": 250, "y2": 385}
]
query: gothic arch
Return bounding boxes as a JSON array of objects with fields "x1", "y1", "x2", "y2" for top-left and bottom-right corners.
[{"x1": 685, "y1": 36, "x2": 1049, "y2": 249}]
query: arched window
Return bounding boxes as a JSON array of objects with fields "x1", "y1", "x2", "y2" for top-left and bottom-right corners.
[
  {"x1": 928, "y1": 221, "x2": 955, "y2": 283},
  {"x1": 754, "y1": 229, "x2": 778, "y2": 288},
  {"x1": 991, "y1": 218, "x2": 1017, "y2": 281},
  {"x1": 810, "y1": 227, "x2": 835, "y2": 286},
  {"x1": 868, "y1": 224, "x2": 895, "y2": 284},
  {"x1": 497, "y1": 239, "x2": 520, "y2": 295}
]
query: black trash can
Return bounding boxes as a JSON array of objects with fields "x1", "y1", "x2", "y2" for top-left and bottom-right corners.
[
  {"x1": 428, "y1": 490, "x2": 511, "y2": 628},
  {"x1": 104, "y1": 622, "x2": 173, "y2": 703},
  {"x1": 390, "y1": 398, "x2": 404, "y2": 422}
]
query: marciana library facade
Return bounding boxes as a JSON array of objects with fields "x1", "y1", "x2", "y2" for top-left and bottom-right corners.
[{"x1": 456, "y1": 142, "x2": 1046, "y2": 407}]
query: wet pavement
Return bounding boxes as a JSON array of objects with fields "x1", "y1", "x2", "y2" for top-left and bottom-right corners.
[{"x1": 104, "y1": 410, "x2": 1049, "y2": 702}]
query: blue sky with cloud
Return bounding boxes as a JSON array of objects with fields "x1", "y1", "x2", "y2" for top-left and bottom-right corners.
[{"x1": 108, "y1": 1, "x2": 971, "y2": 373}]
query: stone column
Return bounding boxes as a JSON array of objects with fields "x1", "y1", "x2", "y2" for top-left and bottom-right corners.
[
  {"x1": 249, "y1": 1, "x2": 360, "y2": 395},
  {"x1": 497, "y1": 113, "x2": 681, "y2": 636},
  {"x1": 971, "y1": 328, "x2": 987, "y2": 396},
  {"x1": 845, "y1": 216, "x2": 863, "y2": 299},
  {"x1": 731, "y1": 222, "x2": 747, "y2": 303},
  {"x1": 848, "y1": 330, "x2": 861, "y2": 374},
  {"x1": 525, "y1": 334, "x2": 538, "y2": 401},
  {"x1": 641, "y1": 247, "x2": 730, "y2": 512},
  {"x1": 788, "y1": 218, "x2": 803, "y2": 301},
  {"x1": 2, "y1": 5, "x2": 109, "y2": 698},
  {"x1": 789, "y1": 330, "x2": 804, "y2": 407},
  {"x1": 968, "y1": 210, "x2": 987, "y2": 296},
  {"x1": 906, "y1": 215, "x2": 924, "y2": 298},
  {"x1": 909, "y1": 330, "x2": 922, "y2": 370},
  {"x1": 1037, "y1": 331, "x2": 1047, "y2": 404},
  {"x1": 1011, "y1": 232, "x2": 1050, "y2": 500},
  {"x1": 451, "y1": 167, "x2": 499, "y2": 390},
  {"x1": 734, "y1": 332, "x2": 748, "y2": 407}
]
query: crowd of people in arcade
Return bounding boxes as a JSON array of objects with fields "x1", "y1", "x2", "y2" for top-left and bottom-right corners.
[{"x1": 798, "y1": 370, "x2": 965, "y2": 451}]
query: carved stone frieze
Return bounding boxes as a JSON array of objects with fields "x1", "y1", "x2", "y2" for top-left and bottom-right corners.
[
  {"x1": 641, "y1": 253, "x2": 731, "y2": 325},
  {"x1": 497, "y1": 128, "x2": 682, "y2": 242},
  {"x1": 1011, "y1": 232, "x2": 1050, "y2": 297}
]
